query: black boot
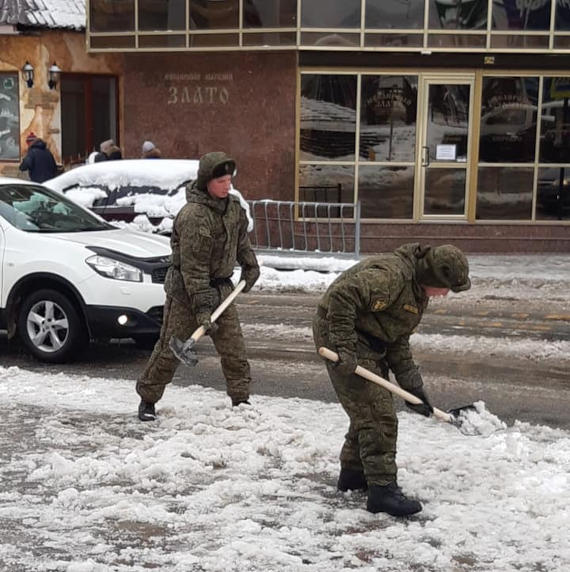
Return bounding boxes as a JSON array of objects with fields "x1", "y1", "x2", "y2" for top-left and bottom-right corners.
[
  {"x1": 367, "y1": 482, "x2": 422, "y2": 516},
  {"x1": 138, "y1": 399, "x2": 156, "y2": 422},
  {"x1": 232, "y1": 398, "x2": 251, "y2": 407},
  {"x1": 337, "y1": 468, "x2": 368, "y2": 492}
]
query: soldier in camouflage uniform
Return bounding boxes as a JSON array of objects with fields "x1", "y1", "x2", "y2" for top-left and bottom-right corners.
[
  {"x1": 136, "y1": 151, "x2": 260, "y2": 421},
  {"x1": 313, "y1": 243, "x2": 470, "y2": 516}
]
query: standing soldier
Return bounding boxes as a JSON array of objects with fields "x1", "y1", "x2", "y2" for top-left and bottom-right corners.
[
  {"x1": 136, "y1": 151, "x2": 260, "y2": 421},
  {"x1": 313, "y1": 243, "x2": 471, "y2": 516}
]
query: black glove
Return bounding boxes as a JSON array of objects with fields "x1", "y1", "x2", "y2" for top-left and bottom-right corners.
[
  {"x1": 197, "y1": 313, "x2": 219, "y2": 337},
  {"x1": 406, "y1": 385, "x2": 434, "y2": 417},
  {"x1": 333, "y1": 349, "x2": 358, "y2": 377},
  {"x1": 240, "y1": 265, "x2": 260, "y2": 293}
]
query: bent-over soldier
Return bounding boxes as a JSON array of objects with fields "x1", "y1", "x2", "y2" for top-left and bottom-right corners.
[{"x1": 313, "y1": 243, "x2": 470, "y2": 516}]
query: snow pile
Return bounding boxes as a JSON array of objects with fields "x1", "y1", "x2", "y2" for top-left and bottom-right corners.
[
  {"x1": 0, "y1": 366, "x2": 569, "y2": 571},
  {"x1": 454, "y1": 401, "x2": 507, "y2": 437}
]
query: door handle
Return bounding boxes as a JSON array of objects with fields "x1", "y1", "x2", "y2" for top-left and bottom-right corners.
[{"x1": 422, "y1": 146, "x2": 430, "y2": 167}]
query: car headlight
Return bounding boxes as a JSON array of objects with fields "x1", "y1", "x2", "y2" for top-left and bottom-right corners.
[{"x1": 86, "y1": 255, "x2": 143, "y2": 282}]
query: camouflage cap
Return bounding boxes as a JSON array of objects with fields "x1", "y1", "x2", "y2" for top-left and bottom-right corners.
[
  {"x1": 196, "y1": 151, "x2": 236, "y2": 191},
  {"x1": 418, "y1": 244, "x2": 471, "y2": 293}
]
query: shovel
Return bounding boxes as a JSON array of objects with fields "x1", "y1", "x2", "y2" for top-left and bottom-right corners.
[
  {"x1": 169, "y1": 280, "x2": 246, "y2": 367},
  {"x1": 318, "y1": 347, "x2": 476, "y2": 429}
]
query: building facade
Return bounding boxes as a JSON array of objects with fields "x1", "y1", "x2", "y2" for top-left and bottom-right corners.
[
  {"x1": 0, "y1": 1, "x2": 121, "y2": 177},
  {"x1": 50, "y1": 2, "x2": 570, "y2": 249}
]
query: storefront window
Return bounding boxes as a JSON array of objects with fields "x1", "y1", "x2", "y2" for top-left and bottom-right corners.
[
  {"x1": 479, "y1": 77, "x2": 538, "y2": 163},
  {"x1": 243, "y1": 0, "x2": 297, "y2": 28},
  {"x1": 190, "y1": 0, "x2": 238, "y2": 29},
  {"x1": 300, "y1": 74, "x2": 357, "y2": 161},
  {"x1": 366, "y1": 0, "x2": 424, "y2": 29},
  {"x1": 358, "y1": 165, "x2": 414, "y2": 218},
  {"x1": 493, "y1": 0, "x2": 551, "y2": 30},
  {"x1": 0, "y1": 74, "x2": 20, "y2": 161},
  {"x1": 429, "y1": 0, "x2": 487, "y2": 29},
  {"x1": 540, "y1": 77, "x2": 570, "y2": 163},
  {"x1": 298, "y1": 164, "x2": 355, "y2": 204},
  {"x1": 360, "y1": 75, "x2": 418, "y2": 162},
  {"x1": 139, "y1": 0, "x2": 186, "y2": 30},
  {"x1": 301, "y1": 0, "x2": 361, "y2": 28},
  {"x1": 555, "y1": 0, "x2": 570, "y2": 30},
  {"x1": 476, "y1": 167, "x2": 533, "y2": 219},
  {"x1": 90, "y1": 0, "x2": 135, "y2": 32},
  {"x1": 536, "y1": 167, "x2": 570, "y2": 220}
]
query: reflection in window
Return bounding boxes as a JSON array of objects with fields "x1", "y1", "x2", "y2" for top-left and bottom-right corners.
[
  {"x1": 301, "y1": 0, "x2": 361, "y2": 28},
  {"x1": 139, "y1": 0, "x2": 186, "y2": 30},
  {"x1": 493, "y1": 0, "x2": 551, "y2": 30},
  {"x1": 0, "y1": 73, "x2": 20, "y2": 161},
  {"x1": 540, "y1": 78, "x2": 570, "y2": 164},
  {"x1": 299, "y1": 165, "x2": 355, "y2": 204},
  {"x1": 190, "y1": 0, "x2": 238, "y2": 29},
  {"x1": 359, "y1": 166, "x2": 414, "y2": 219},
  {"x1": 537, "y1": 167, "x2": 570, "y2": 220},
  {"x1": 300, "y1": 75, "x2": 357, "y2": 161},
  {"x1": 556, "y1": 0, "x2": 570, "y2": 30},
  {"x1": 477, "y1": 167, "x2": 533, "y2": 220},
  {"x1": 427, "y1": 84, "x2": 470, "y2": 162},
  {"x1": 424, "y1": 169, "x2": 466, "y2": 215},
  {"x1": 90, "y1": 0, "x2": 135, "y2": 32},
  {"x1": 243, "y1": 0, "x2": 297, "y2": 28},
  {"x1": 366, "y1": 0, "x2": 424, "y2": 29},
  {"x1": 360, "y1": 75, "x2": 418, "y2": 162},
  {"x1": 429, "y1": 0, "x2": 487, "y2": 29},
  {"x1": 479, "y1": 77, "x2": 538, "y2": 163}
]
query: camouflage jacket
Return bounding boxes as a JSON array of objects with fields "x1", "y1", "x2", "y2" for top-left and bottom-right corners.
[
  {"x1": 318, "y1": 243, "x2": 430, "y2": 390},
  {"x1": 164, "y1": 181, "x2": 258, "y2": 318}
]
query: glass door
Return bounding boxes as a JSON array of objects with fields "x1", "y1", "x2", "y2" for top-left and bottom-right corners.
[{"x1": 418, "y1": 74, "x2": 475, "y2": 218}]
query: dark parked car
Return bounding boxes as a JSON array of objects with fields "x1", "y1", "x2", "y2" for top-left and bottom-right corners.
[{"x1": 44, "y1": 159, "x2": 199, "y2": 233}]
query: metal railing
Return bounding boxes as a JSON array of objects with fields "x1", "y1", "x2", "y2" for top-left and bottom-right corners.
[{"x1": 247, "y1": 199, "x2": 361, "y2": 258}]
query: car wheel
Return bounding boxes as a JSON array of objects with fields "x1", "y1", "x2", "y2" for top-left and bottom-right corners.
[
  {"x1": 18, "y1": 289, "x2": 88, "y2": 363},
  {"x1": 133, "y1": 334, "x2": 159, "y2": 350}
]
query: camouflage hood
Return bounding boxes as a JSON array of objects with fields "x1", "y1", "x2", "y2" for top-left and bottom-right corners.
[
  {"x1": 399, "y1": 242, "x2": 471, "y2": 293},
  {"x1": 195, "y1": 151, "x2": 236, "y2": 191}
]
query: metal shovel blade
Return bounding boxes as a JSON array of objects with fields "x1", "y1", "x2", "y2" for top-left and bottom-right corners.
[
  {"x1": 169, "y1": 336, "x2": 198, "y2": 367},
  {"x1": 448, "y1": 404, "x2": 478, "y2": 419}
]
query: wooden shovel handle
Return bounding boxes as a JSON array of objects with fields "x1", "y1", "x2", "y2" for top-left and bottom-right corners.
[
  {"x1": 190, "y1": 280, "x2": 247, "y2": 343},
  {"x1": 318, "y1": 346, "x2": 452, "y2": 423}
]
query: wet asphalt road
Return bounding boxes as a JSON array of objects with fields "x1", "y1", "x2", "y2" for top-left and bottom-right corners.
[{"x1": 1, "y1": 291, "x2": 569, "y2": 430}]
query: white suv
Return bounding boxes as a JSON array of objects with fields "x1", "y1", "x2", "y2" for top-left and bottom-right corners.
[{"x1": 0, "y1": 177, "x2": 170, "y2": 363}]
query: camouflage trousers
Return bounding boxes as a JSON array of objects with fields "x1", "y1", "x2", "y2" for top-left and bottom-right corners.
[
  {"x1": 136, "y1": 296, "x2": 251, "y2": 405},
  {"x1": 312, "y1": 313, "x2": 398, "y2": 486}
]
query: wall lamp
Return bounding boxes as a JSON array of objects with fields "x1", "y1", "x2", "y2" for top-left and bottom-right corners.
[
  {"x1": 22, "y1": 61, "x2": 34, "y2": 88},
  {"x1": 48, "y1": 62, "x2": 61, "y2": 90}
]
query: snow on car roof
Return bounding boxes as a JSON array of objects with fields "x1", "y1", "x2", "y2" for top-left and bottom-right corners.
[
  {"x1": 44, "y1": 159, "x2": 200, "y2": 193},
  {"x1": 43, "y1": 159, "x2": 253, "y2": 233}
]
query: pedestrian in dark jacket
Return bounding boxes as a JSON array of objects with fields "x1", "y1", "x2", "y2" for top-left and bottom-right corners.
[
  {"x1": 136, "y1": 151, "x2": 260, "y2": 421},
  {"x1": 313, "y1": 243, "x2": 471, "y2": 516},
  {"x1": 93, "y1": 139, "x2": 117, "y2": 162},
  {"x1": 19, "y1": 133, "x2": 57, "y2": 183}
]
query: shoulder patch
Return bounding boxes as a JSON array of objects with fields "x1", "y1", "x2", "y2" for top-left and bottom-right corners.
[
  {"x1": 403, "y1": 304, "x2": 419, "y2": 314},
  {"x1": 371, "y1": 298, "x2": 388, "y2": 312},
  {"x1": 198, "y1": 226, "x2": 211, "y2": 238}
]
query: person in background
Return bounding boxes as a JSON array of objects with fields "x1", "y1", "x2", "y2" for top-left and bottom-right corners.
[
  {"x1": 94, "y1": 139, "x2": 118, "y2": 162},
  {"x1": 313, "y1": 243, "x2": 471, "y2": 517},
  {"x1": 107, "y1": 144, "x2": 122, "y2": 161},
  {"x1": 136, "y1": 151, "x2": 260, "y2": 421},
  {"x1": 19, "y1": 132, "x2": 57, "y2": 183},
  {"x1": 141, "y1": 140, "x2": 162, "y2": 159}
]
